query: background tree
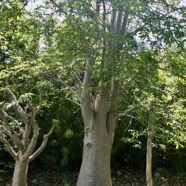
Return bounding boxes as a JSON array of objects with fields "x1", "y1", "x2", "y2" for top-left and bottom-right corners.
[
  {"x1": 0, "y1": 1, "x2": 57, "y2": 185},
  {"x1": 122, "y1": 48, "x2": 186, "y2": 185},
  {"x1": 0, "y1": 86, "x2": 55, "y2": 186}
]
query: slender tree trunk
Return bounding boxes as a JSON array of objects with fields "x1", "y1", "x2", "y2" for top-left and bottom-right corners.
[
  {"x1": 12, "y1": 157, "x2": 29, "y2": 186},
  {"x1": 146, "y1": 124, "x2": 153, "y2": 186},
  {"x1": 146, "y1": 102, "x2": 156, "y2": 186}
]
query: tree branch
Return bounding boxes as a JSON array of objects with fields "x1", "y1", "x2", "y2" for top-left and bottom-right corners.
[
  {"x1": 96, "y1": 0, "x2": 101, "y2": 13},
  {"x1": 29, "y1": 125, "x2": 55, "y2": 161},
  {"x1": 22, "y1": 122, "x2": 39, "y2": 161},
  {"x1": 6, "y1": 88, "x2": 29, "y2": 125},
  {"x1": 0, "y1": 132, "x2": 17, "y2": 159},
  {"x1": 121, "y1": 10, "x2": 129, "y2": 35},
  {"x1": 106, "y1": 80, "x2": 119, "y2": 142},
  {"x1": 36, "y1": 89, "x2": 44, "y2": 114},
  {"x1": 116, "y1": 9, "x2": 123, "y2": 34},
  {"x1": 50, "y1": 0, "x2": 68, "y2": 15},
  {"x1": 101, "y1": 0, "x2": 106, "y2": 76},
  {"x1": 0, "y1": 109, "x2": 25, "y2": 152},
  {"x1": 111, "y1": 9, "x2": 116, "y2": 29},
  {"x1": 23, "y1": 124, "x2": 31, "y2": 148},
  {"x1": 81, "y1": 49, "x2": 95, "y2": 125},
  {"x1": 0, "y1": 109, "x2": 24, "y2": 135}
]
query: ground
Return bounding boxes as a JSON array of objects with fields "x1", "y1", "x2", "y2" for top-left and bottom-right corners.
[{"x1": 1, "y1": 169, "x2": 186, "y2": 186}]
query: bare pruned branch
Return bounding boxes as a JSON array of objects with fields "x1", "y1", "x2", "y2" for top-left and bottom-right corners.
[
  {"x1": 0, "y1": 109, "x2": 25, "y2": 152},
  {"x1": 6, "y1": 88, "x2": 29, "y2": 125},
  {"x1": 81, "y1": 49, "x2": 95, "y2": 125},
  {"x1": 116, "y1": 9, "x2": 123, "y2": 34},
  {"x1": 29, "y1": 125, "x2": 55, "y2": 161},
  {"x1": 121, "y1": 10, "x2": 129, "y2": 35},
  {"x1": 111, "y1": 9, "x2": 116, "y2": 29},
  {"x1": 0, "y1": 110, "x2": 24, "y2": 134},
  {"x1": 0, "y1": 132, "x2": 17, "y2": 159},
  {"x1": 22, "y1": 123, "x2": 39, "y2": 161},
  {"x1": 36, "y1": 89, "x2": 44, "y2": 114}
]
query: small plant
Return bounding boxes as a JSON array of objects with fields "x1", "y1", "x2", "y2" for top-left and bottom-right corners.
[
  {"x1": 60, "y1": 147, "x2": 70, "y2": 168},
  {"x1": 156, "y1": 167, "x2": 169, "y2": 177},
  {"x1": 61, "y1": 173, "x2": 76, "y2": 186},
  {"x1": 0, "y1": 159, "x2": 14, "y2": 174}
]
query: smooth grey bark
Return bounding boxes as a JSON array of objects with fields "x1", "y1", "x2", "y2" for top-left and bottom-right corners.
[
  {"x1": 146, "y1": 101, "x2": 156, "y2": 186},
  {"x1": 12, "y1": 156, "x2": 29, "y2": 186},
  {"x1": 0, "y1": 88, "x2": 55, "y2": 186},
  {"x1": 77, "y1": 81, "x2": 116, "y2": 186},
  {"x1": 11, "y1": 125, "x2": 55, "y2": 186},
  {"x1": 77, "y1": 117, "x2": 113, "y2": 186},
  {"x1": 146, "y1": 123, "x2": 153, "y2": 186},
  {"x1": 77, "y1": 49, "x2": 117, "y2": 186},
  {"x1": 77, "y1": 5, "x2": 129, "y2": 185}
]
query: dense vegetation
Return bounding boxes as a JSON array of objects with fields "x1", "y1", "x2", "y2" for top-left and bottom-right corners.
[{"x1": 0, "y1": 0, "x2": 185, "y2": 185}]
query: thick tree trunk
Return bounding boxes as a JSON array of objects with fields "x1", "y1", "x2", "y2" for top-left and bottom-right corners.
[
  {"x1": 77, "y1": 115, "x2": 113, "y2": 186},
  {"x1": 12, "y1": 158, "x2": 29, "y2": 186},
  {"x1": 77, "y1": 5, "x2": 128, "y2": 184},
  {"x1": 77, "y1": 64, "x2": 117, "y2": 186}
]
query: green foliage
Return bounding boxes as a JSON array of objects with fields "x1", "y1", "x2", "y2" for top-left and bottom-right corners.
[
  {"x1": 0, "y1": 159, "x2": 14, "y2": 174},
  {"x1": 60, "y1": 147, "x2": 69, "y2": 168},
  {"x1": 64, "y1": 129, "x2": 74, "y2": 139},
  {"x1": 0, "y1": 0, "x2": 186, "y2": 175},
  {"x1": 18, "y1": 93, "x2": 35, "y2": 103},
  {"x1": 0, "y1": 143, "x2": 14, "y2": 175}
]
